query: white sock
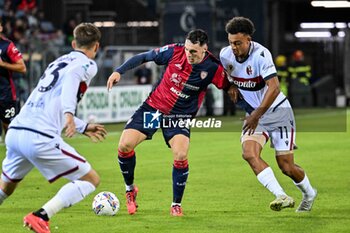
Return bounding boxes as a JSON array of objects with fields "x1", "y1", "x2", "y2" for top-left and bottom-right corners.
[
  {"x1": 42, "y1": 180, "x2": 95, "y2": 218},
  {"x1": 294, "y1": 173, "x2": 316, "y2": 198},
  {"x1": 125, "y1": 184, "x2": 134, "y2": 192},
  {"x1": 257, "y1": 167, "x2": 286, "y2": 197},
  {"x1": 171, "y1": 202, "x2": 181, "y2": 207},
  {"x1": 0, "y1": 188, "x2": 8, "y2": 205}
]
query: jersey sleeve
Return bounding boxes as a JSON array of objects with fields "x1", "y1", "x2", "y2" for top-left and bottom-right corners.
[
  {"x1": 211, "y1": 64, "x2": 231, "y2": 91},
  {"x1": 152, "y1": 44, "x2": 175, "y2": 65},
  {"x1": 74, "y1": 116, "x2": 88, "y2": 133},
  {"x1": 80, "y1": 60, "x2": 98, "y2": 81},
  {"x1": 115, "y1": 44, "x2": 174, "y2": 74},
  {"x1": 6, "y1": 42, "x2": 23, "y2": 63},
  {"x1": 258, "y1": 48, "x2": 277, "y2": 81},
  {"x1": 61, "y1": 61, "x2": 97, "y2": 115}
]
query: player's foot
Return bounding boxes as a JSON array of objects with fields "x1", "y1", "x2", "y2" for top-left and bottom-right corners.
[
  {"x1": 125, "y1": 185, "x2": 138, "y2": 215},
  {"x1": 23, "y1": 213, "x2": 50, "y2": 233},
  {"x1": 170, "y1": 204, "x2": 183, "y2": 217},
  {"x1": 296, "y1": 188, "x2": 317, "y2": 212},
  {"x1": 270, "y1": 195, "x2": 295, "y2": 211}
]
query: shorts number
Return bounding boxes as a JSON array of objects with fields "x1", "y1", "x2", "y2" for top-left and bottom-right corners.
[
  {"x1": 5, "y1": 107, "x2": 15, "y2": 118},
  {"x1": 278, "y1": 126, "x2": 289, "y2": 139}
]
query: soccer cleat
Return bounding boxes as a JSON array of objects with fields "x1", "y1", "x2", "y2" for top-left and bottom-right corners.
[
  {"x1": 23, "y1": 213, "x2": 50, "y2": 233},
  {"x1": 269, "y1": 195, "x2": 295, "y2": 211},
  {"x1": 125, "y1": 185, "x2": 138, "y2": 215},
  {"x1": 170, "y1": 205, "x2": 183, "y2": 217},
  {"x1": 296, "y1": 189, "x2": 317, "y2": 212}
]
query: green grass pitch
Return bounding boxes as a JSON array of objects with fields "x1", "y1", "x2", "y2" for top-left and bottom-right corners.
[{"x1": 0, "y1": 108, "x2": 349, "y2": 233}]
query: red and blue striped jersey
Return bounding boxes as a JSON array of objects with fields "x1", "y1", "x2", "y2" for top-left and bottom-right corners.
[
  {"x1": 117, "y1": 44, "x2": 230, "y2": 116},
  {"x1": 0, "y1": 36, "x2": 23, "y2": 102}
]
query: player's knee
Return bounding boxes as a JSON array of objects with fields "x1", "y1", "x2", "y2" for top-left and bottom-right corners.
[
  {"x1": 118, "y1": 140, "x2": 135, "y2": 153},
  {"x1": 242, "y1": 152, "x2": 256, "y2": 162},
  {"x1": 173, "y1": 150, "x2": 188, "y2": 161},
  {"x1": 0, "y1": 180, "x2": 17, "y2": 196}
]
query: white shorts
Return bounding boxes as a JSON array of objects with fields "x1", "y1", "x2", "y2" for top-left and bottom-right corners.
[
  {"x1": 1, "y1": 128, "x2": 91, "y2": 183},
  {"x1": 241, "y1": 99, "x2": 297, "y2": 152}
]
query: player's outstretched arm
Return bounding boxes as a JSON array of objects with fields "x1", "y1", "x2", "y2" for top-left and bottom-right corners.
[
  {"x1": 83, "y1": 123, "x2": 107, "y2": 142},
  {"x1": 106, "y1": 72, "x2": 121, "y2": 91}
]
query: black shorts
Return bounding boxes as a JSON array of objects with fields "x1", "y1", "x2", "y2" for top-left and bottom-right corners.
[
  {"x1": 125, "y1": 102, "x2": 191, "y2": 147},
  {"x1": 0, "y1": 101, "x2": 18, "y2": 124}
]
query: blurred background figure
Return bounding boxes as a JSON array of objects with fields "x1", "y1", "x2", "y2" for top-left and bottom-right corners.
[
  {"x1": 289, "y1": 50, "x2": 312, "y2": 86},
  {"x1": 288, "y1": 49, "x2": 313, "y2": 107},
  {"x1": 134, "y1": 63, "x2": 152, "y2": 85},
  {"x1": 204, "y1": 86, "x2": 214, "y2": 116},
  {"x1": 275, "y1": 54, "x2": 289, "y2": 97},
  {"x1": 223, "y1": 91, "x2": 236, "y2": 116}
]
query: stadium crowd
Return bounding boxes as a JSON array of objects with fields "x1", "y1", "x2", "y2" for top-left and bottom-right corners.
[{"x1": 0, "y1": 0, "x2": 82, "y2": 105}]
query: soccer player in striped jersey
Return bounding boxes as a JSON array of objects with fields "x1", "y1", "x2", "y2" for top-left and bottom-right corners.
[
  {"x1": 0, "y1": 18, "x2": 27, "y2": 134},
  {"x1": 107, "y1": 29, "x2": 233, "y2": 216},
  {"x1": 0, "y1": 23, "x2": 106, "y2": 233},
  {"x1": 220, "y1": 17, "x2": 317, "y2": 212}
]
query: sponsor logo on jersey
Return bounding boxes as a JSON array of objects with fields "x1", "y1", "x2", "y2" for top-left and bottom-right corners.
[
  {"x1": 175, "y1": 64, "x2": 182, "y2": 70},
  {"x1": 227, "y1": 64, "x2": 234, "y2": 73},
  {"x1": 246, "y1": 65, "x2": 253, "y2": 75},
  {"x1": 182, "y1": 82, "x2": 199, "y2": 91},
  {"x1": 170, "y1": 73, "x2": 182, "y2": 87},
  {"x1": 169, "y1": 73, "x2": 199, "y2": 91},
  {"x1": 231, "y1": 76, "x2": 265, "y2": 91},
  {"x1": 170, "y1": 87, "x2": 190, "y2": 99}
]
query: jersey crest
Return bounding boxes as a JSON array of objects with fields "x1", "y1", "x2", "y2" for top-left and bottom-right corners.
[
  {"x1": 200, "y1": 71, "x2": 208, "y2": 79},
  {"x1": 246, "y1": 65, "x2": 253, "y2": 75}
]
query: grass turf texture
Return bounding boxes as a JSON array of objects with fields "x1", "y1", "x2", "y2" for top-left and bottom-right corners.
[{"x1": 0, "y1": 108, "x2": 349, "y2": 233}]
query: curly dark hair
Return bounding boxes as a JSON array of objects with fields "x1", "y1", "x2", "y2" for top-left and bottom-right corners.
[
  {"x1": 186, "y1": 29, "x2": 208, "y2": 46},
  {"x1": 225, "y1": 17, "x2": 255, "y2": 36}
]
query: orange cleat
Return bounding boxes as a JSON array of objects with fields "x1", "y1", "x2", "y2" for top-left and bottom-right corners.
[
  {"x1": 23, "y1": 213, "x2": 50, "y2": 233},
  {"x1": 125, "y1": 185, "x2": 138, "y2": 215},
  {"x1": 170, "y1": 205, "x2": 183, "y2": 217}
]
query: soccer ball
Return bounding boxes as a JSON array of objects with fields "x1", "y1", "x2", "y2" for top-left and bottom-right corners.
[{"x1": 92, "y1": 191, "x2": 120, "y2": 216}]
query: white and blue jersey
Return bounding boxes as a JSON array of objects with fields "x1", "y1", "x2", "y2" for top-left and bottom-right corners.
[
  {"x1": 10, "y1": 51, "x2": 97, "y2": 136},
  {"x1": 1, "y1": 51, "x2": 97, "y2": 183},
  {"x1": 220, "y1": 41, "x2": 286, "y2": 110},
  {"x1": 220, "y1": 42, "x2": 297, "y2": 151}
]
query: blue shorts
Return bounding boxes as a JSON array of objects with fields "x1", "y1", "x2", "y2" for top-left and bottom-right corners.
[
  {"x1": 0, "y1": 100, "x2": 18, "y2": 124},
  {"x1": 125, "y1": 103, "x2": 191, "y2": 147}
]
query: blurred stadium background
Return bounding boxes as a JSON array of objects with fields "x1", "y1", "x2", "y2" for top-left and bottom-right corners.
[{"x1": 3, "y1": 0, "x2": 350, "y2": 124}]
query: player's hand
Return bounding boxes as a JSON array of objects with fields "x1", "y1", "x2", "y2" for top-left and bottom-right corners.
[
  {"x1": 242, "y1": 111, "x2": 260, "y2": 135},
  {"x1": 64, "y1": 113, "x2": 76, "y2": 138},
  {"x1": 227, "y1": 85, "x2": 239, "y2": 103},
  {"x1": 106, "y1": 72, "x2": 121, "y2": 92},
  {"x1": 84, "y1": 123, "x2": 107, "y2": 142}
]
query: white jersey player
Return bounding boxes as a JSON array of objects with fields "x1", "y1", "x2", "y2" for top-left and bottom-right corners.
[
  {"x1": 221, "y1": 17, "x2": 317, "y2": 212},
  {"x1": 0, "y1": 23, "x2": 106, "y2": 233}
]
